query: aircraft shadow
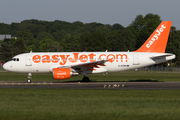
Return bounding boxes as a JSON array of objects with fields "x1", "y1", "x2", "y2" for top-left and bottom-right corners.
[{"x1": 128, "y1": 79, "x2": 159, "y2": 82}]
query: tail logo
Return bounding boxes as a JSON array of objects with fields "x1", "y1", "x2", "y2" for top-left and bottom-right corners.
[{"x1": 146, "y1": 24, "x2": 166, "y2": 48}]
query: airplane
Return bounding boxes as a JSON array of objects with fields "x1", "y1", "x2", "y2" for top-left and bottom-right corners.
[{"x1": 3, "y1": 21, "x2": 175, "y2": 83}]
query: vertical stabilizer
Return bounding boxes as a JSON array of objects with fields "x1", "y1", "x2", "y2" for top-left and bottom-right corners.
[{"x1": 134, "y1": 21, "x2": 172, "y2": 53}]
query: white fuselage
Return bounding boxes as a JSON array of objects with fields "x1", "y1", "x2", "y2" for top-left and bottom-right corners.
[{"x1": 3, "y1": 52, "x2": 175, "y2": 74}]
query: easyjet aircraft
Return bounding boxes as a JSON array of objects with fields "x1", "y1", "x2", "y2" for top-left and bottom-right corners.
[{"x1": 3, "y1": 21, "x2": 175, "y2": 83}]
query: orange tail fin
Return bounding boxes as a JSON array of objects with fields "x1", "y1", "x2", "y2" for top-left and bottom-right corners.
[{"x1": 134, "y1": 21, "x2": 172, "y2": 53}]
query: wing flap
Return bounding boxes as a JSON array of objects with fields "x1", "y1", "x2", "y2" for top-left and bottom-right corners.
[
  {"x1": 71, "y1": 59, "x2": 108, "y2": 68},
  {"x1": 70, "y1": 59, "x2": 108, "y2": 73}
]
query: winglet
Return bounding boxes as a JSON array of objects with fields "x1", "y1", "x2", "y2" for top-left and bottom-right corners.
[{"x1": 134, "y1": 21, "x2": 172, "y2": 53}]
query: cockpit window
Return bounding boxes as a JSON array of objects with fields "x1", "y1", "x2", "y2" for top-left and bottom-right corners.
[{"x1": 10, "y1": 58, "x2": 19, "y2": 62}]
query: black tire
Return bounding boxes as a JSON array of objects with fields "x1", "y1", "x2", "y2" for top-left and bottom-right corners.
[
  {"x1": 27, "y1": 79, "x2": 31, "y2": 83},
  {"x1": 82, "y1": 77, "x2": 90, "y2": 82}
]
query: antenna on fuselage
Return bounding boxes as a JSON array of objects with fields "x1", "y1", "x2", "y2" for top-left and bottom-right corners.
[
  {"x1": 30, "y1": 50, "x2": 32, "y2": 53},
  {"x1": 105, "y1": 50, "x2": 108, "y2": 52}
]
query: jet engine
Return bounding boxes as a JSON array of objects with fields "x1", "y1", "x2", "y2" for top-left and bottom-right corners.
[{"x1": 52, "y1": 68, "x2": 79, "y2": 80}]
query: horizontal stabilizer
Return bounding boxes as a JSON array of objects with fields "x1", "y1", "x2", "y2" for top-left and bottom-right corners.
[
  {"x1": 150, "y1": 54, "x2": 174, "y2": 59},
  {"x1": 150, "y1": 53, "x2": 175, "y2": 64}
]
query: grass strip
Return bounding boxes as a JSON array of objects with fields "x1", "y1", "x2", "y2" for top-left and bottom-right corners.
[{"x1": 0, "y1": 89, "x2": 180, "y2": 120}]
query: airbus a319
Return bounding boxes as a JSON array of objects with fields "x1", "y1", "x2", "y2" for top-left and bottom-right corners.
[{"x1": 3, "y1": 21, "x2": 175, "y2": 82}]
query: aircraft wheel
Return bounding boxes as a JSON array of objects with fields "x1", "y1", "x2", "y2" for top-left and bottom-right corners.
[
  {"x1": 27, "y1": 78, "x2": 31, "y2": 83},
  {"x1": 83, "y1": 77, "x2": 90, "y2": 82}
]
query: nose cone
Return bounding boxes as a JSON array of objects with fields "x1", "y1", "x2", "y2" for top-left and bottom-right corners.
[
  {"x1": 3, "y1": 63, "x2": 7, "y2": 70},
  {"x1": 3, "y1": 62, "x2": 11, "y2": 71}
]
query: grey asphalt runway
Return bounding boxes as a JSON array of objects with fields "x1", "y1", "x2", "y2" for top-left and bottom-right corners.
[{"x1": 0, "y1": 81, "x2": 180, "y2": 90}]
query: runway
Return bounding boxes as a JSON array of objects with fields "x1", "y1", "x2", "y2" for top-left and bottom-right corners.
[{"x1": 0, "y1": 81, "x2": 180, "y2": 90}]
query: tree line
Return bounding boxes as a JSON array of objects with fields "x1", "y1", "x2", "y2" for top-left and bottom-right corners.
[{"x1": 0, "y1": 13, "x2": 180, "y2": 66}]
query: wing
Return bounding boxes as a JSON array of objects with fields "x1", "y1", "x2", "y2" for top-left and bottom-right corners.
[
  {"x1": 49, "y1": 58, "x2": 112, "y2": 75},
  {"x1": 49, "y1": 59, "x2": 111, "y2": 74}
]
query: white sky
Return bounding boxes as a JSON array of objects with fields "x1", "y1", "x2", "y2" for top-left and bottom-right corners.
[{"x1": 0, "y1": 0, "x2": 180, "y2": 29}]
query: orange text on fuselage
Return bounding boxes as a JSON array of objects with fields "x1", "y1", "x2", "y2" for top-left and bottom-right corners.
[{"x1": 32, "y1": 53, "x2": 128, "y2": 65}]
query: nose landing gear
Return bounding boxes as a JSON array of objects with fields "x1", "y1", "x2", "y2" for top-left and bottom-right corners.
[{"x1": 27, "y1": 73, "x2": 32, "y2": 83}]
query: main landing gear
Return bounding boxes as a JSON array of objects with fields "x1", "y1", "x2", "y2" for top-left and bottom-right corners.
[
  {"x1": 27, "y1": 73, "x2": 32, "y2": 83},
  {"x1": 82, "y1": 76, "x2": 90, "y2": 82}
]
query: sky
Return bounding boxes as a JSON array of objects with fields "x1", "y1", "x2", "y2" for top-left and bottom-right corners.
[{"x1": 0, "y1": 0, "x2": 180, "y2": 29}]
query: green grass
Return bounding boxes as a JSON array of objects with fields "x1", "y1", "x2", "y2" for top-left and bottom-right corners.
[
  {"x1": 1, "y1": 71, "x2": 180, "y2": 82},
  {"x1": 0, "y1": 89, "x2": 180, "y2": 120}
]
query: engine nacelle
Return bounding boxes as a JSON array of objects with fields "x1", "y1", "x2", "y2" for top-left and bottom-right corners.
[{"x1": 52, "y1": 68, "x2": 78, "y2": 80}]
